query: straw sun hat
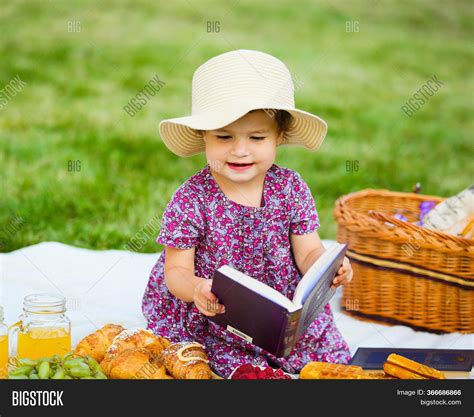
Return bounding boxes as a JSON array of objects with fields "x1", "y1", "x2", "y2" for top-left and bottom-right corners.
[{"x1": 159, "y1": 49, "x2": 328, "y2": 157}]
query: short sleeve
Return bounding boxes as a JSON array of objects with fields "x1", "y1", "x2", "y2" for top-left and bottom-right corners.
[
  {"x1": 157, "y1": 185, "x2": 205, "y2": 249},
  {"x1": 289, "y1": 171, "x2": 320, "y2": 235}
]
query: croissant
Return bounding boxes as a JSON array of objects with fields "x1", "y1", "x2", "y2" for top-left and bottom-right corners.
[
  {"x1": 100, "y1": 328, "x2": 172, "y2": 379},
  {"x1": 74, "y1": 324, "x2": 125, "y2": 362},
  {"x1": 104, "y1": 328, "x2": 170, "y2": 359},
  {"x1": 159, "y1": 342, "x2": 212, "y2": 379},
  {"x1": 105, "y1": 348, "x2": 170, "y2": 379}
]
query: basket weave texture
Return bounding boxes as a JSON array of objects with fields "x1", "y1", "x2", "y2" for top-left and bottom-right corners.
[{"x1": 333, "y1": 189, "x2": 474, "y2": 334}]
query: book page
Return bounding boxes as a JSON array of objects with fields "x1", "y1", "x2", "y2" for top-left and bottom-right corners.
[
  {"x1": 295, "y1": 274, "x2": 337, "y2": 340},
  {"x1": 217, "y1": 265, "x2": 299, "y2": 312},
  {"x1": 292, "y1": 243, "x2": 347, "y2": 306},
  {"x1": 291, "y1": 243, "x2": 347, "y2": 340}
]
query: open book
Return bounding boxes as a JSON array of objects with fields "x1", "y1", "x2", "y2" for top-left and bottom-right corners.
[{"x1": 209, "y1": 242, "x2": 348, "y2": 357}]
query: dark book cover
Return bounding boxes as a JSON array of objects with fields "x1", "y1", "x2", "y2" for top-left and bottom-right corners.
[
  {"x1": 209, "y1": 267, "x2": 299, "y2": 357},
  {"x1": 350, "y1": 347, "x2": 473, "y2": 371},
  {"x1": 209, "y1": 243, "x2": 347, "y2": 357}
]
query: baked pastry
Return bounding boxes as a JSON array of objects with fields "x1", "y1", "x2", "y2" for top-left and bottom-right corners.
[
  {"x1": 74, "y1": 324, "x2": 125, "y2": 362},
  {"x1": 299, "y1": 362, "x2": 364, "y2": 379},
  {"x1": 359, "y1": 370, "x2": 396, "y2": 380},
  {"x1": 159, "y1": 342, "x2": 213, "y2": 379},
  {"x1": 100, "y1": 328, "x2": 171, "y2": 378},
  {"x1": 383, "y1": 354, "x2": 445, "y2": 379},
  {"x1": 104, "y1": 328, "x2": 170, "y2": 359},
  {"x1": 104, "y1": 348, "x2": 170, "y2": 379}
]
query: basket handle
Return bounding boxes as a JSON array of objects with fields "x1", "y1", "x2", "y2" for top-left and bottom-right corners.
[
  {"x1": 412, "y1": 182, "x2": 422, "y2": 194},
  {"x1": 368, "y1": 211, "x2": 472, "y2": 248}
]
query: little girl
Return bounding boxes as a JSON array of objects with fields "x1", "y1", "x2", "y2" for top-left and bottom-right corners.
[{"x1": 142, "y1": 50, "x2": 353, "y2": 377}]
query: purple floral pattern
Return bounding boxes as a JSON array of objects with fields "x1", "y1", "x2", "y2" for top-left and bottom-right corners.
[{"x1": 142, "y1": 164, "x2": 350, "y2": 377}]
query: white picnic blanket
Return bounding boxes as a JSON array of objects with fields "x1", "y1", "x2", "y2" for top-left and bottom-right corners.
[{"x1": 1, "y1": 241, "x2": 472, "y2": 355}]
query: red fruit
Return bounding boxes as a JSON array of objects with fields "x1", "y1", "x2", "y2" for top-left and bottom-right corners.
[
  {"x1": 262, "y1": 367, "x2": 274, "y2": 377},
  {"x1": 267, "y1": 368, "x2": 291, "y2": 379},
  {"x1": 231, "y1": 364, "x2": 256, "y2": 379},
  {"x1": 238, "y1": 364, "x2": 255, "y2": 374},
  {"x1": 257, "y1": 370, "x2": 268, "y2": 379}
]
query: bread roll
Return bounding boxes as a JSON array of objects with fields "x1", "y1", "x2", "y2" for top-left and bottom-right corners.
[
  {"x1": 74, "y1": 324, "x2": 125, "y2": 362},
  {"x1": 159, "y1": 342, "x2": 212, "y2": 379},
  {"x1": 383, "y1": 354, "x2": 445, "y2": 379}
]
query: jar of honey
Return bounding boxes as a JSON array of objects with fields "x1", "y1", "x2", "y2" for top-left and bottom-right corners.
[
  {"x1": 0, "y1": 306, "x2": 8, "y2": 378},
  {"x1": 9, "y1": 294, "x2": 71, "y2": 360}
]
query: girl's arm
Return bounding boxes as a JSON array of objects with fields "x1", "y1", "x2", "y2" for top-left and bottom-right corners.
[
  {"x1": 290, "y1": 231, "x2": 353, "y2": 288},
  {"x1": 163, "y1": 246, "x2": 201, "y2": 301},
  {"x1": 290, "y1": 230, "x2": 326, "y2": 275},
  {"x1": 164, "y1": 246, "x2": 225, "y2": 316}
]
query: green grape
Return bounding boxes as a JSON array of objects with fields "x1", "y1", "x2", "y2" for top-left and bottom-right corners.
[
  {"x1": 68, "y1": 361, "x2": 89, "y2": 371},
  {"x1": 51, "y1": 354, "x2": 61, "y2": 364},
  {"x1": 8, "y1": 353, "x2": 107, "y2": 380},
  {"x1": 68, "y1": 366, "x2": 92, "y2": 378},
  {"x1": 38, "y1": 361, "x2": 51, "y2": 379},
  {"x1": 51, "y1": 367, "x2": 66, "y2": 379},
  {"x1": 10, "y1": 366, "x2": 33, "y2": 376},
  {"x1": 64, "y1": 358, "x2": 86, "y2": 369},
  {"x1": 9, "y1": 374, "x2": 29, "y2": 379},
  {"x1": 85, "y1": 356, "x2": 101, "y2": 373},
  {"x1": 17, "y1": 358, "x2": 38, "y2": 367}
]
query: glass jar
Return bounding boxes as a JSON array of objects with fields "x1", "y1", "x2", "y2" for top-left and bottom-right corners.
[
  {"x1": 0, "y1": 306, "x2": 8, "y2": 378},
  {"x1": 9, "y1": 294, "x2": 71, "y2": 360}
]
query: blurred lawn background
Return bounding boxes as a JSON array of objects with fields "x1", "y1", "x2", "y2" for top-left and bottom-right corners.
[{"x1": 0, "y1": 0, "x2": 472, "y2": 253}]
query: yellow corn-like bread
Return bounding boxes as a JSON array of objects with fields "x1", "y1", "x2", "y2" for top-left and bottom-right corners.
[
  {"x1": 359, "y1": 370, "x2": 396, "y2": 380},
  {"x1": 383, "y1": 354, "x2": 445, "y2": 379},
  {"x1": 383, "y1": 363, "x2": 426, "y2": 379},
  {"x1": 300, "y1": 361, "x2": 364, "y2": 379}
]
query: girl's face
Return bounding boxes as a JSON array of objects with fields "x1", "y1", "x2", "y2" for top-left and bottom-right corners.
[{"x1": 203, "y1": 110, "x2": 283, "y2": 185}]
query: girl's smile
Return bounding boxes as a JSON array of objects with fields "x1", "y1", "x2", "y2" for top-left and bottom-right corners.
[
  {"x1": 227, "y1": 162, "x2": 254, "y2": 171},
  {"x1": 203, "y1": 110, "x2": 283, "y2": 190}
]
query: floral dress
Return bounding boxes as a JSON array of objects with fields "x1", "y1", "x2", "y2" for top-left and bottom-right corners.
[{"x1": 142, "y1": 164, "x2": 350, "y2": 377}]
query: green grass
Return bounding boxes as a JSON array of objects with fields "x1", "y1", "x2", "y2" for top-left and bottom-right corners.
[{"x1": 1, "y1": 0, "x2": 472, "y2": 253}]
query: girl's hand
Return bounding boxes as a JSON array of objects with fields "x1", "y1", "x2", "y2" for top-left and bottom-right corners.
[
  {"x1": 193, "y1": 279, "x2": 226, "y2": 317},
  {"x1": 331, "y1": 256, "x2": 353, "y2": 289}
]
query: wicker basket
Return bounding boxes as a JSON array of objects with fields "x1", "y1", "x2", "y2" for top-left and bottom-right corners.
[{"x1": 333, "y1": 189, "x2": 474, "y2": 334}]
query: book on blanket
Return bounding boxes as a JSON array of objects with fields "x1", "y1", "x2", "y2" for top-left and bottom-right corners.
[
  {"x1": 350, "y1": 348, "x2": 474, "y2": 379},
  {"x1": 209, "y1": 242, "x2": 348, "y2": 357}
]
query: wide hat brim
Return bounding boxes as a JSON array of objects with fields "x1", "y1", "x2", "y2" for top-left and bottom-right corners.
[{"x1": 159, "y1": 104, "x2": 328, "y2": 157}]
